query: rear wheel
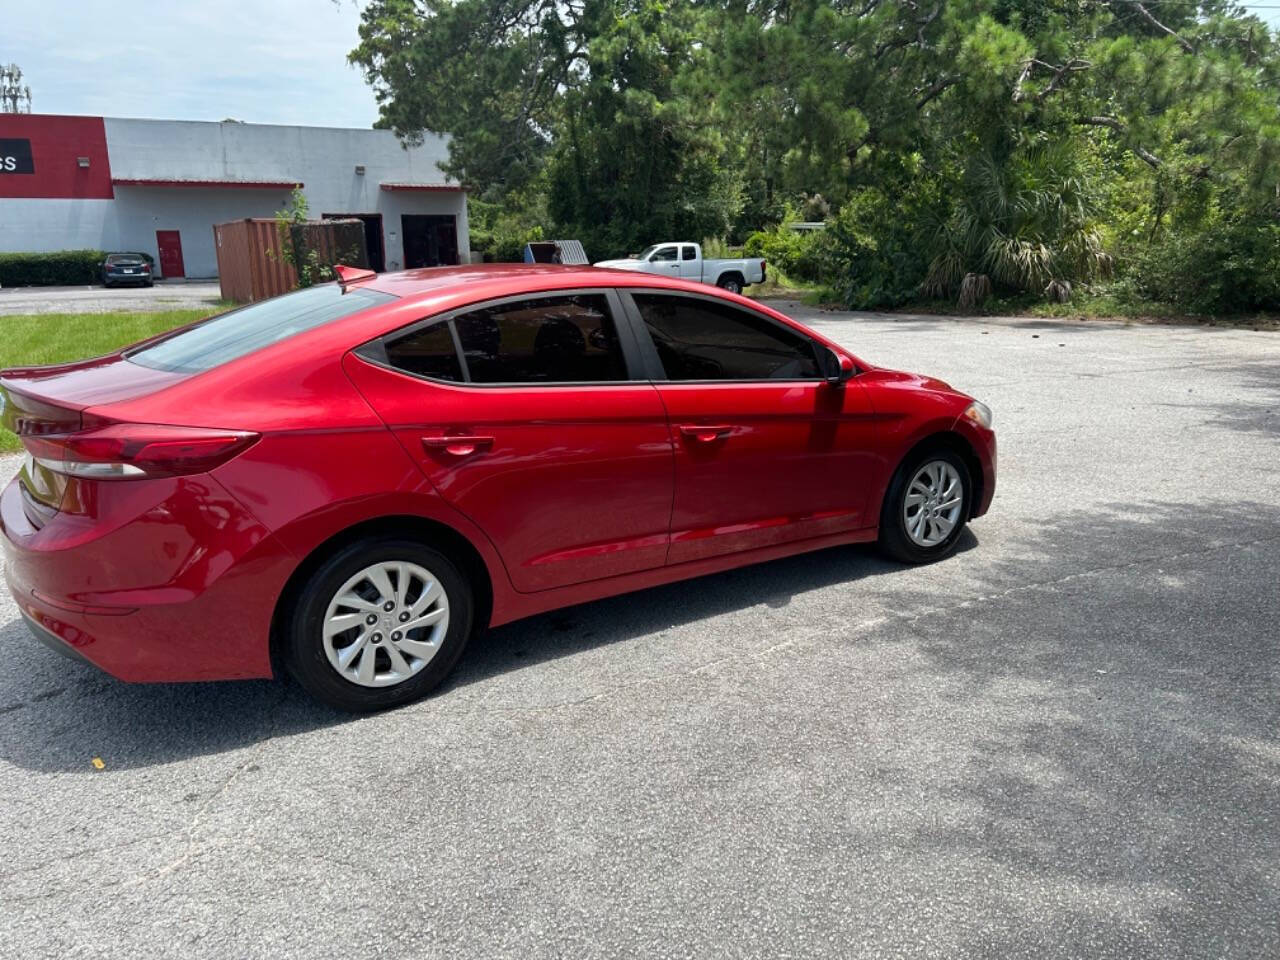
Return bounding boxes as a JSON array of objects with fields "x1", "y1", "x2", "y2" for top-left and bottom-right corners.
[
  {"x1": 878, "y1": 447, "x2": 971, "y2": 564},
  {"x1": 285, "y1": 538, "x2": 474, "y2": 712},
  {"x1": 717, "y1": 273, "x2": 745, "y2": 295}
]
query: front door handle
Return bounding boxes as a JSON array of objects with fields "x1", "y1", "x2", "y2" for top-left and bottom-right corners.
[
  {"x1": 678, "y1": 424, "x2": 732, "y2": 444},
  {"x1": 421, "y1": 435, "x2": 494, "y2": 457}
]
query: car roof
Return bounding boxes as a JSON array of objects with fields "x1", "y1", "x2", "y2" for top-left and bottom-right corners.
[{"x1": 361, "y1": 263, "x2": 697, "y2": 299}]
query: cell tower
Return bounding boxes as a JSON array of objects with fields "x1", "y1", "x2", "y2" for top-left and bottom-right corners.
[{"x1": 1, "y1": 64, "x2": 33, "y2": 114}]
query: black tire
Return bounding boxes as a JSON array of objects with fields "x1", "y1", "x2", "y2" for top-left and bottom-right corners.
[
  {"x1": 717, "y1": 273, "x2": 745, "y2": 295},
  {"x1": 878, "y1": 446, "x2": 972, "y2": 564},
  {"x1": 284, "y1": 537, "x2": 474, "y2": 712}
]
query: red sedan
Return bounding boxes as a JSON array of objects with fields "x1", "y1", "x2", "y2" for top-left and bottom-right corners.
[{"x1": 0, "y1": 265, "x2": 995, "y2": 712}]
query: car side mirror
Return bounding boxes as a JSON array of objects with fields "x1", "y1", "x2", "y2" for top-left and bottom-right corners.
[{"x1": 819, "y1": 347, "x2": 856, "y2": 385}]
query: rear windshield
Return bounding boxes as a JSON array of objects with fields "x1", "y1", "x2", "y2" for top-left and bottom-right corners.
[
  {"x1": 127, "y1": 284, "x2": 395, "y2": 374},
  {"x1": 106, "y1": 254, "x2": 145, "y2": 264}
]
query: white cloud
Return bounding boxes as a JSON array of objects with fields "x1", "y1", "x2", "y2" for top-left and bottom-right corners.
[{"x1": 2, "y1": 0, "x2": 379, "y2": 128}]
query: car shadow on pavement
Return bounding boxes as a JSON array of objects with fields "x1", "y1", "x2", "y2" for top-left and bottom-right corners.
[
  {"x1": 0, "y1": 534, "x2": 971, "y2": 773},
  {"x1": 890, "y1": 499, "x2": 1280, "y2": 955},
  {"x1": 448, "y1": 535, "x2": 975, "y2": 693},
  {"x1": 0, "y1": 629, "x2": 343, "y2": 773}
]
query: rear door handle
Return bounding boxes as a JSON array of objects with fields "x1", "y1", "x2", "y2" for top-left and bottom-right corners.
[
  {"x1": 421, "y1": 435, "x2": 494, "y2": 457},
  {"x1": 678, "y1": 424, "x2": 732, "y2": 444}
]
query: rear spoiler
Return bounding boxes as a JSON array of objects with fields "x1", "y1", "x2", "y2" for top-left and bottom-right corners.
[
  {"x1": 0, "y1": 378, "x2": 84, "y2": 436},
  {"x1": 334, "y1": 264, "x2": 377, "y2": 289}
]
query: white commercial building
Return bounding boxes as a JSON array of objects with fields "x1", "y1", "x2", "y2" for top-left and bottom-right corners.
[{"x1": 0, "y1": 114, "x2": 469, "y2": 278}]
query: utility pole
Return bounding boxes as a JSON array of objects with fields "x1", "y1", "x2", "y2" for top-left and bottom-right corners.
[{"x1": 1, "y1": 64, "x2": 33, "y2": 114}]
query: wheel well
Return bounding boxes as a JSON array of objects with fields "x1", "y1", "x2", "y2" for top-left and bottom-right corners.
[
  {"x1": 268, "y1": 515, "x2": 494, "y2": 678},
  {"x1": 889, "y1": 431, "x2": 984, "y2": 521},
  {"x1": 717, "y1": 271, "x2": 745, "y2": 287}
]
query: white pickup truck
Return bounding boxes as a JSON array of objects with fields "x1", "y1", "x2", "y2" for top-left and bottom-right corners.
[{"x1": 594, "y1": 242, "x2": 766, "y2": 294}]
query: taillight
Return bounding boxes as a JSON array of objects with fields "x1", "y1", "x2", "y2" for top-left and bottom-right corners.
[
  {"x1": 21, "y1": 423, "x2": 259, "y2": 479},
  {"x1": 142, "y1": 263, "x2": 151, "y2": 272}
]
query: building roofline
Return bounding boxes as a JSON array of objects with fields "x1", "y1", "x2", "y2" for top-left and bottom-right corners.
[
  {"x1": 11, "y1": 112, "x2": 446, "y2": 137},
  {"x1": 112, "y1": 178, "x2": 304, "y2": 189}
]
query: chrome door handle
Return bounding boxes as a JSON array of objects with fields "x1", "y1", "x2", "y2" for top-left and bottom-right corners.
[
  {"x1": 421, "y1": 435, "x2": 494, "y2": 457},
  {"x1": 678, "y1": 424, "x2": 732, "y2": 444}
]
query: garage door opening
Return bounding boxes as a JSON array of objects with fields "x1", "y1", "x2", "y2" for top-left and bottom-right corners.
[
  {"x1": 401, "y1": 214, "x2": 458, "y2": 269},
  {"x1": 322, "y1": 213, "x2": 385, "y2": 272}
]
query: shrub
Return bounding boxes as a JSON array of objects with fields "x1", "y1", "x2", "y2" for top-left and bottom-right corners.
[
  {"x1": 1129, "y1": 212, "x2": 1280, "y2": 314},
  {"x1": 0, "y1": 250, "x2": 108, "y2": 287},
  {"x1": 492, "y1": 225, "x2": 544, "y2": 263},
  {"x1": 742, "y1": 225, "x2": 830, "y2": 283},
  {"x1": 922, "y1": 143, "x2": 1112, "y2": 306},
  {"x1": 821, "y1": 188, "x2": 933, "y2": 309}
]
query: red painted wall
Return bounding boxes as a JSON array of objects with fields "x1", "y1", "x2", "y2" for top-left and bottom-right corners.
[{"x1": 0, "y1": 114, "x2": 114, "y2": 199}]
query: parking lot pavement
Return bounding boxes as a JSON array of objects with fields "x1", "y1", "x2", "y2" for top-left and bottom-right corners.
[
  {"x1": 1, "y1": 306, "x2": 1278, "y2": 959},
  {"x1": 0, "y1": 280, "x2": 223, "y2": 315}
]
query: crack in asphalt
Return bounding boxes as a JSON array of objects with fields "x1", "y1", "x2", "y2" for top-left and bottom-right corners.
[
  {"x1": 0, "y1": 687, "x2": 290, "y2": 904},
  {"x1": 121, "y1": 686, "x2": 291, "y2": 889}
]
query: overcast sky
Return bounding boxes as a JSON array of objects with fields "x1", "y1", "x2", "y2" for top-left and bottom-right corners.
[
  {"x1": 4, "y1": 1, "x2": 378, "y2": 128},
  {"x1": 4, "y1": 2, "x2": 1280, "y2": 129}
]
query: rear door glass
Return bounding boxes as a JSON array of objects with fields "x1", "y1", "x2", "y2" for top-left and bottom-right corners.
[
  {"x1": 128, "y1": 285, "x2": 395, "y2": 373},
  {"x1": 453, "y1": 294, "x2": 629, "y2": 383}
]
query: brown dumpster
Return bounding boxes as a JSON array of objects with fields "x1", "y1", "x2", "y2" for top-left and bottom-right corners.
[{"x1": 213, "y1": 218, "x2": 370, "y2": 303}]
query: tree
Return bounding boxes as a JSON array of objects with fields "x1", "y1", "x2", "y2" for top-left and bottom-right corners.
[
  {"x1": 351, "y1": 1, "x2": 1280, "y2": 310},
  {"x1": 705, "y1": 0, "x2": 1280, "y2": 306},
  {"x1": 349, "y1": 0, "x2": 743, "y2": 257}
]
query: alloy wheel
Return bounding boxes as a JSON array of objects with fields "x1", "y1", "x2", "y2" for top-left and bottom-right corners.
[
  {"x1": 321, "y1": 561, "x2": 450, "y2": 688},
  {"x1": 903, "y1": 460, "x2": 964, "y2": 548}
]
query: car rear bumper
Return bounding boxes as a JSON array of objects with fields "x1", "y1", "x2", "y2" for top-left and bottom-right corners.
[
  {"x1": 19, "y1": 608, "x2": 94, "y2": 666},
  {"x1": 0, "y1": 474, "x2": 295, "y2": 683}
]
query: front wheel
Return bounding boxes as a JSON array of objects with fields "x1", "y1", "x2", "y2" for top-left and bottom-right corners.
[
  {"x1": 878, "y1": 448, "x2": 971, "y2": 564},
  {"x1": 284, "y1": 538, "x2": 474, "y2": 712}
]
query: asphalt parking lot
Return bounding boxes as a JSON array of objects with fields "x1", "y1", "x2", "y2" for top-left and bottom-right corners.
[
  {"x1": 1, "y1": 304, "x2": 1277, "y2": 959},
  {"x1": 0, "y1": 280, "x2": 224, "y2": 315}
]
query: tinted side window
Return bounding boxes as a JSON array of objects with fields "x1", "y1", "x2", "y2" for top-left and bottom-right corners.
[
  {"x1": 681, "y1": 246, "x2": 697, "y2": 261},
  {"x1": 384, "y1": 322, "x2": 463, "y2": 381},
  {"x1": 454, "y1": 294, "x2": 628, "y2": 383},
  {"x1": 650, "y1": 246, "x2": 677, "y2": 262},
  {"x1": 633, "y1": 294, "x2": 820, "y2": 381}
]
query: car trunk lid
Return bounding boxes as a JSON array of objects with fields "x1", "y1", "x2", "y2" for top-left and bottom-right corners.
[{"x1": 1, "y1": 355, "x2": 191, "y2": 525}]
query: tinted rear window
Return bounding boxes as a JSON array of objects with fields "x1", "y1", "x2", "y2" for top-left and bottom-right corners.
[
  {"x1": 128, "y1": 284, "x2": 395, "y2": 374},
  {"x1": 384, "y1": 321, "x2": 464, "y2": 382},
  {"x1": 106, "y1": 254, "x2": 145, "y2": 264}
]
